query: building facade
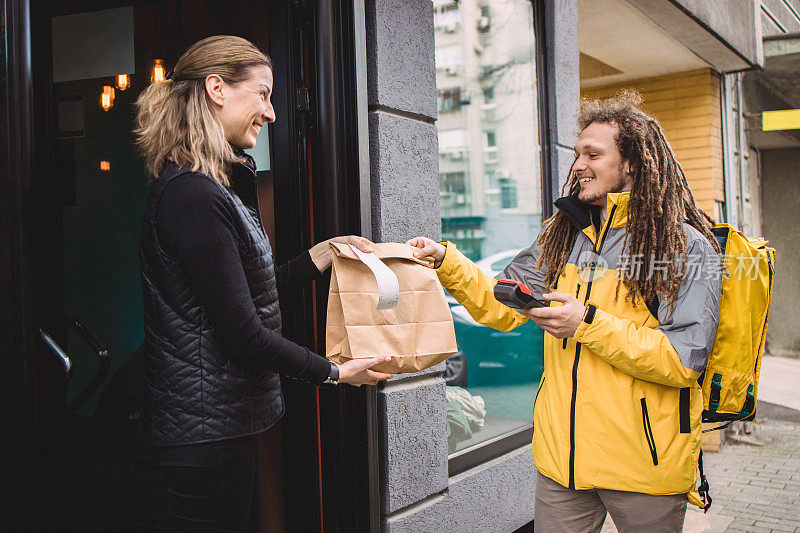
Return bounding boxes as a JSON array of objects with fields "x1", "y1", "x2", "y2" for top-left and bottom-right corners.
[
  {"x1": 2, "y1": 0, "x2": 783, "y2": 531},
  {"x1": 741, "y1": 0, "x2": 800, "y2": 359}
]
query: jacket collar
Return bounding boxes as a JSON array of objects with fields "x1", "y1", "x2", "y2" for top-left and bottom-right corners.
[
  {"x1": 604, "y1": 192, "x2": 630, "y2": 228},
  {"x1": 232, "y1": 144, "x2": 257, "y2": 172},
  {"x1": 554, "y1": 192, "x2": 630, "y2": 230}
]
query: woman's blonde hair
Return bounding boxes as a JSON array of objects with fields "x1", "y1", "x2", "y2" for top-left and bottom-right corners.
[{"x1": 134, "y1": 35, "x2": 272, "y2": 185}]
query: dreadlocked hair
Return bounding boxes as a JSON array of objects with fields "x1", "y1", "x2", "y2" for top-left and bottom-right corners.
[{"x1": 535, "y1": 90, "x2": 720, "y2": 307}]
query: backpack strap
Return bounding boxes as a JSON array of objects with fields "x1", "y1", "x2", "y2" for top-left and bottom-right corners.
[
  {"x1": 698, "y1": 450, "x2": 712, "y2": 512},
  {"x1": 679, "y1": 387, "x2": 691, "y2": 433}
]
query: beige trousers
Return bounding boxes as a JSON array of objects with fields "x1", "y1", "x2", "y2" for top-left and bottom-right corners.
[{"x1": 533, "y1": 472, "x2": 688, "y2": 533}]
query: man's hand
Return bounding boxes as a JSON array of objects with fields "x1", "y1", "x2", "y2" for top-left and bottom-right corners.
[
  {"x1": 310, "y1": 235, "x2": 374, "y2": 272},
  {"x1": 337, "y1": 356, "x2": 394, "y2": 386},
  {"x1": 518, "y1": 292, "x2": 586, "y2": 339},
  {"x1": 405, "y1": 237, "x2": 446, "y2": 268}
]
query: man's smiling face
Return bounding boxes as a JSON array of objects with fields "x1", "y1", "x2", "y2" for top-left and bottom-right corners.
[{"x1": 572, "y1": 121, "x2": 633, "y2": 207}]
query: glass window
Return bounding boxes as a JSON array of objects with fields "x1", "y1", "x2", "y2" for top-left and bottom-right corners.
[
  {"x1": 441, "y1": 171, "x2": 467, "y2": 195},
  {"x1": 500, "y1": 176, "x2": 518, "y2": 209},
  {"x1": 438, "y1": 87, "x2": 463, "y2": 113},
  {"x1": 440, "y1": 171, "x2": 469, "y2": 214},
  {"x1": 482, "y1": 86, "x2": 495, "y2": 105},
  {"x1": 438, "y1": 128, "x2": 467, "y2": 161},
  {"x1": 436, "y1": 0, "x2": 544, "y2": 456},
  {"x1": 435, "y1": 45, "x2": 464, "y2": 74},
  {"x1": 477, "y1": 5, "x2": 491, "y2": 34},
  {"x1": 434, "y1": 2, "x2": 461, "y2": 30}
]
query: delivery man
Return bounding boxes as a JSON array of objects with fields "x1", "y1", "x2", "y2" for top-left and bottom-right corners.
[{"x1": 407, "y1": 91, "x2": 722, "y2": 532}]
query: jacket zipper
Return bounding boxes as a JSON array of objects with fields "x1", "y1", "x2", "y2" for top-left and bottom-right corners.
[
  {"x1": 640, "y1": 398, "x2": 659, "y2": 466},
  {"x1": 568, "y1": 204, "x2": 617, "y2": 489},
  {"x1": 533, "y1": 376, "x2": 546, "y2": 433},
  {"x1": 534, "y1": 376, "x2": 546, "y2": 406}
]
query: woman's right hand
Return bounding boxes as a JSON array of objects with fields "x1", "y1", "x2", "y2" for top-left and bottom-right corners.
[
  {"x1": 405, "y1": 237, "x2": 446, "y2": 268},
  {"x1": 337, "y1": 356, "x2": 394, "y2": 387}
]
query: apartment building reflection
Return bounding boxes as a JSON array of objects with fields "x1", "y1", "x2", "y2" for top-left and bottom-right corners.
[{"x1": 434, "y1": 0, "x2": 543, "y2": 261}]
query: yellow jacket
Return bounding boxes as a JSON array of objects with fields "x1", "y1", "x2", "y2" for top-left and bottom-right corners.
[{"x1": 436, "y1": 192, "x2": 721, "y2": 506}]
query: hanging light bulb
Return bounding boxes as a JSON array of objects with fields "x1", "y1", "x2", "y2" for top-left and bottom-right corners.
[
  {"x1": 100, "y1": 85, "x2": 115, "y2": 111},
  {"x1": 151, "y1": 59, "x2": 165, "y2": 83},
  {"x1": 115, "y1": 74, "x2": 130, "y2": 91}
]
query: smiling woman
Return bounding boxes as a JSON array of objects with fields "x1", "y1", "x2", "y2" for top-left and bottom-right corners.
[
  {"x1": 133, "y1": 35, "x2": 390, "y2": 530},
  {"x1": 206, "y1": 64, "x2": 275, "y2": 150},
  {"x1": 134, "y1": 35, "x2": 274, "y2": 187}
]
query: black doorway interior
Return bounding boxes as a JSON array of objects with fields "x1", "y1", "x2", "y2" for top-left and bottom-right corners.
[{"x1": 16, "y1": 0, "x2": 374, "y2": 530}]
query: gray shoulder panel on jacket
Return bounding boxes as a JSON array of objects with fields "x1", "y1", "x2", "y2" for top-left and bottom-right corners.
[
  {"x1": 656, "y1": 224, "x2": 722, "y2": 373},
  {"x1": 501, "y1": 234, "x2": 548, "y2": 300}
]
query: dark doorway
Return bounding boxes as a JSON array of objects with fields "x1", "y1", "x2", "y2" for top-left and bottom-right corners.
[{"x1": 16, "y1": 0, "x2": 370, "y2": 530}]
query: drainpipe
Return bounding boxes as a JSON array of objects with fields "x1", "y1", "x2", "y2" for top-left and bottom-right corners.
[
  {"x1": 736, "y1": 73, "x2": 747, "y2": 232},
  {"x1": 720, "y1": 75, "x2": 736, "y2": 226}
]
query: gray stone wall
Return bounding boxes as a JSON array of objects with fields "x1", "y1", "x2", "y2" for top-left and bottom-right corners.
[
  {"x1": 365, "y1": 0, "x2": 440, "y2": 244},
  {"x1": 365, "y1": 0, "x2": 579, "y2": 530},
  {"x1": 365, "y1": 0, "x2": 450, "y2": 526},
  {"x1": 627, "y1": 0, "x2": 763, "y2": 71},
  {"x1": 761, "y1": 0, "x2": 800, "y2": 37},
  {"x1": 384, "y1": 447, "x2": 537, "y2": 533},
  {"x1": 759, "y1": 148, "x2": 800, "y2": 358},
  {"x1": 674, "y1": 0, "x2": 761, "y2": 65},
  {"x1": 543, "y1": 0, "x2": 580, "y2": 198}
]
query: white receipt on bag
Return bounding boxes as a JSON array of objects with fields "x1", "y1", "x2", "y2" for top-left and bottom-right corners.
[{"x1": 349, "y1": 244, "x2": 399, "y2": 310}]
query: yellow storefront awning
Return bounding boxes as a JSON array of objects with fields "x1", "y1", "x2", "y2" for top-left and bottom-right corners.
[{"x1": 762, "y1": 109, "x2": 800, "y2": 131}]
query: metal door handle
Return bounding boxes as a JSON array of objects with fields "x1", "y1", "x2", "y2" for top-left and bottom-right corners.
[
  {"x1": 39, "y1": 327, "x2": 72, "y2": 379},
  {"x1": 70, "y1": 317, "x2": 110, "y2": 363},
  {"x1": 38, "y1": 318, "x2": 112, "y2": 412}
]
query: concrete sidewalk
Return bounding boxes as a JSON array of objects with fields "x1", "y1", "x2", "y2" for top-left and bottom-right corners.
[
  {"x1": 755, "y1": 355, "x2": 800, "y2": 412},
  {"x1": 683, "y1": 354, "x2": 800, "y2": 533}
]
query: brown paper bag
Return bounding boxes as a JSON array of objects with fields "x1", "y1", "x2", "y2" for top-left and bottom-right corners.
[{"x1": 326, "y1": 242, "x2": 457, "y2": 374}]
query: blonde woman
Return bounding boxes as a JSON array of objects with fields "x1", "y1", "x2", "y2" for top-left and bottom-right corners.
[{"x1": 135, "y1": 35, "x2": 391, "y2": 530}]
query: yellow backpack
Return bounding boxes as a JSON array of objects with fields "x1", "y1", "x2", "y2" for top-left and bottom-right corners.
[
  {"x1": 693, "y1": 224, "x2": 775, "y2": 512},
  {"x1": 702, "y1": 224, "x2": 775, "y2": 427}
]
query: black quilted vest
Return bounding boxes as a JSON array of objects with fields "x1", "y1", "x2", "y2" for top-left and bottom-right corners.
[{"x1": 140, "y1": 162, "x2": 284, "y2": 446}]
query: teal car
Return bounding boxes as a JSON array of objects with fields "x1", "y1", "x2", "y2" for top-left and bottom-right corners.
[{"x1": 443, "y1": 250, "x2": 545, "y2": 388}]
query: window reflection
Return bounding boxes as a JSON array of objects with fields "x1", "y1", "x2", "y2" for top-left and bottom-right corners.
[{"x1": 434, "y1": 0, "x2": 544, "y2": 454}]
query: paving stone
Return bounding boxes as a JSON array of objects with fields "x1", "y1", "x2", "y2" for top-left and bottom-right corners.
[
  {"x1": 734, "y1": 513, "x2": 779, "y2": 525},
  {"x1": 699, "y1": 418, "x2": 800, "y2": 532},
  {"x1": 755, "y1": 520, "x2": 796, "y2": 532},
  {"x1": 745, "y1": 467, "x2": 781, "y2": 474},
  {"x1": 742, "y1": 525, "x2": 772, "y2": 532},
  {"x1": 750, "y1": 479, "x2": 783, "y2": 488}
]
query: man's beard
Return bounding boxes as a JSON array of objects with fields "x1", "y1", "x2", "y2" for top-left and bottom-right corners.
[{"x1": 578, "y1": 166, "x2": 628, "y2": 205}]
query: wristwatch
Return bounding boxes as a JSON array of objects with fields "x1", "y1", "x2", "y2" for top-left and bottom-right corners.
[{"x1": 323, "y1": 361, "x2": 340, "y2": 385}]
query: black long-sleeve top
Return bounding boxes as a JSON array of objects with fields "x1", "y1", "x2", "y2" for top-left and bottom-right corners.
[{"x1": 156, "y1": 172, "x2": 332, "y2": 384}]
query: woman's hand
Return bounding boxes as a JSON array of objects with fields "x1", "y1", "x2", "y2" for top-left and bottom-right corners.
[
  {"x1": 310, "y1": 235, "x2": 374, "y2": 272},
  {"x1": 405, "y1": 237, "x2": 446, "y2": 268},
  {"x1": 337, "y1": 356, "x2": 394, "y2": 386}
]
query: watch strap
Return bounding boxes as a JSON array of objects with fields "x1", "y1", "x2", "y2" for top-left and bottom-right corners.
[{"x1": 323, "y1": 361, "x2": 339, "y2": 385}]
